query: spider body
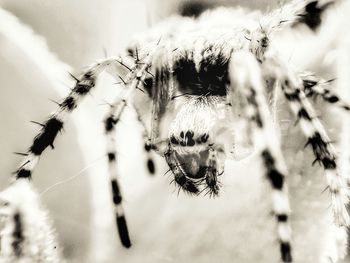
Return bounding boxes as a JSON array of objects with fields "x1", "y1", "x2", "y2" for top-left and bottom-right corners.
[{"x1": 0, "y1": 0, "x2": 350, "y2": 262}]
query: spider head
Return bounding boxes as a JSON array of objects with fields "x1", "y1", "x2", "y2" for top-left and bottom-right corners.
[
  {"x1": 135, "y1": 45, "x2": 254, "y2": 195},
  {"x1": 165, "y1": 96, "x2": 228, "y2": 196}
]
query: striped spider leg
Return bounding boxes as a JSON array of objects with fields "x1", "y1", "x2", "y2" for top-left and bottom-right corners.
[
  {"x1": 262, "y1": 53, "x2": 350, "y2": 262},
  {"x1": 0, "y1": 180, "x2": 61, "y2": 262},
  {"x1": 103, "y1": 49, "x2": 158, "y2": 248},
  {"x1": 0, "y1": 52, "x2": 156, "y2": 260},
  {"x1": 300, "y1": 73, "x2": 350, "y2": 112},
  {"x1": 229, "y1": 51, "x2": 292, "y2": 262}
]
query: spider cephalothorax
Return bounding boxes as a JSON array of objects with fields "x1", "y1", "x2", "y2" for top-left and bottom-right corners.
[
  {"x1": 165, "y1": 95, "x2": 228, "y2": 196},
  {"x1": 1, "y1": 0, "x2": 350, "y2": 262}
]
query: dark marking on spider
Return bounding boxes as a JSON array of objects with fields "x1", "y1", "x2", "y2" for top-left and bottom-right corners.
[
  {"x1": 185, "y1": 130, "x2": 195, "y2": 146},
  {"x1": 61, "y1": 96, "x2": 76, "y2": 111},
  {"x1": 260, "y1": 36, "x2": 269, "y2": 48},
  {"x1": 111, "y1": 179, "x2": 122, "y2": 205},
  {"x1": 298, "y1": 1, "x2": 333, "y2": 31},
  {"x1": 205, "y1": 167, "x2": 220, "y2": 196},
  {"x1": 283, "y1": 88, "x2": 300, "y2": 101},
  {"x1": 277, "y1": 214, "x2": 288, "y2": 222},
  {"x1": 172, "y1": 131, "x2": 210, "y2": 147},
  {"x1": 261, "y1": 150, "x2": 284, "y2": 190},
  {"x1": 173, "y1": 50, "x2": 229, "y2": 96},
  {"x1": 74, "y1": 83, "x2": 92, "y2": 95},
  {"x1": 247, "y1": 88, "x2": 263, "y2": 128},
  {"x1": 144, "y1": 143, "x2": 152, "y2": 152},
  {"x1": 143, "y1": 77, "x2": 153, "y2": 97},
  {"x1": 116, "y1": 215, "x2": 131, "y2": 248},
  {"x1": 147, "y1": 158, "x2": 155, "y2": 174},
  {"x1": 268, "y1": 170, "x2": 284, "y2": 189},
  {"x1": 16, "y1": 169, "x2": 31, "y2": 179},
  {"x1": 201, "y1": 134, "x2": 209, "y2": 143},
  {"x1": 126, "y1": 47, "x2": 134, "y2": 57},
  {"x1": 327, "y1": 96, "x2": 339, "y2": 103},
  {"x1": 298, "y1": 108, "x2": 312, "y2": 120},
  {"x1": 30, "y1": 117, "x2": 63, "y2": 155},
  {"x1": 178, "y1": 0, "x2": 213, "y2": 18},
  {"x1": 170, "y1": 135, "x2": 179, "y2": 145},
  {"x1": 303, "y1": 79, "x2": 318, "y2": 96},
  {"x1": 84, "y1": 71, "x2": 94, "y2": 79},
  {"x1": 180, "y1": 131, "x2": 184, "y2": 138},
  {"x1": 322, "y1": 156, "x2": 336, "y2": 170},
  {"x1": 280, "y1": 242, "x2": 292, "y2": 262},
  {"x1": 174, "y1": 173, "x2": 199, "y2": 194},
  {"x1": 305, "y1": 132, "x2": 336, "y2": 169},
  {"x1": 12, "y1": 212, "x2": 24, "y2": 258},
  {"x1": 105, "y1": 116, "x2": 118, "y2": 132},
  {"x1": 343, "y1": 105, "x2": 350, "y2": 111},
  {"x1": 108, "y1": 152, "x2": 116, "y2": 162}
]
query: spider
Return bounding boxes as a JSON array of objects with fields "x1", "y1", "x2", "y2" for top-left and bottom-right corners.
[{"x1": 0, "y1": 0, "x2": 349, "y2": 262}]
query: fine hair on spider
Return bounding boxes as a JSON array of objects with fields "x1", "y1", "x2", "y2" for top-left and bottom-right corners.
[{"x1": 1, "y1": 0, "x2": 350, "y2": 262}]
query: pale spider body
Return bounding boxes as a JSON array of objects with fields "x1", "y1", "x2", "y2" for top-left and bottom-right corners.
[
  {"x1": 0, "y1": 0, "x2": 350, "y2": 262},
  {"x1": 130, "y1": 9, "x2": 264, "y2": 193}
]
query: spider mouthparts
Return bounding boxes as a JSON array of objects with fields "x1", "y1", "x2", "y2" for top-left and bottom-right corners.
[
  {"x1": 174, "y1": 173, "x2": 200, "y2": 194},
  {"x1": 165, "y1": 148, "x2": 222, "y2": 196},
  {"x1": 185, "y1": 165, "x2": 207, "y2": 179},
  {"x1": 204, "y1": 167, "x2": 220, "y2": 196}
]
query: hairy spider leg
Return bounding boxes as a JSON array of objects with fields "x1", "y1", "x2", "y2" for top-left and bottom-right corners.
[
  {"x1": 264, "y1": 55, "x2": 349, "y2": 261},
  {"x1": 280, "y1": 67, "x2": 349, "y2": 227},
  {"x1": 103, "y1": 51, "x2": 156, "y2": 248},
  {"x1": 229, "y1": 51, "x2": 292, "y2": 262},
  {"x1": 0, "y1": 54, "x2": 150, "y2": 255},
  {"x1": 133, "y1": 106, "x2": 156, "y2": 176},
  {"x1": 104, "y1": 98, "x2": 131, "y2": 248},
  {"x1": 332, "y1": 34, "x2": 350, "y2": 262},
  {"x1": 0, "y1": 57, "x2": 133, "y2": 261},
  {"x1": 284, "y1": 77, "x2": 349, "y2": 262},
  {"x1": 262, "y1": 0, "x2": 338, "y2": 33},
  {"x1": 248, "y1": 0, "x2": 342, "y2": 65},
  {"x1": 0, "y1": 180, "x2": 61, "y2": 262},
  {"x1": 14, "y1": 57, "x2": 134, "y2": 180},
  {"x1": 300, "y1": 74, "x2": 350, "y2": 111},
  {"x1": 150, "y1": 48, "x2": 174, "y2": 146},
  {"x1": 0, "y1": 201, "x2": 26, "y2": 260},
  {"x1": 264, "y1": 0, "x2": 350, "y2": 227}
]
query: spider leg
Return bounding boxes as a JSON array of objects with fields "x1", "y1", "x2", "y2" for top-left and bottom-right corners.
[
  {"x1": 0, "y1": 42, "x2": 159, "y2": 257},
  {"x1": 104, "y1": 97, "x2": 131, "y2": 248},
  {"x1": 262, "y1": 0, "x2": 339, "y2": 32},
  {"x1": 0, "y1": 180, "x2": 61, "y2": 262},
  {"x1": 282, "y1": 76, "x2": 350, "y2": 262},
  {"x1": 263, "y1": 54, "x2": 349, "y2": 262},
  {"x1": 248, "y1": 0, "x2": 342, "y2": 63},
  {"x1": 14, "y1": 57, "x2": 134, "y2": 181},
  {"x1": 0, "y1": 56, "x2": 134, "y2": 261},
  {"x1": 134, "y1": 107, "x2": 156, "y2": 175},
  {"x1": 300, "y1": 73, "x2": 350, "y2": 111},
  {"x1": 331, "y1": 37, "x2": 350, "y2": 262},
  {"x1": 282, "y1": 71, "x2": 349, "y2": 227},
  {"x1": 103, "y1": 50, "x2": 159, "y2": 247},
  {"x1": 229, "y1": 51, "x2": 292, "y2": 262}
]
